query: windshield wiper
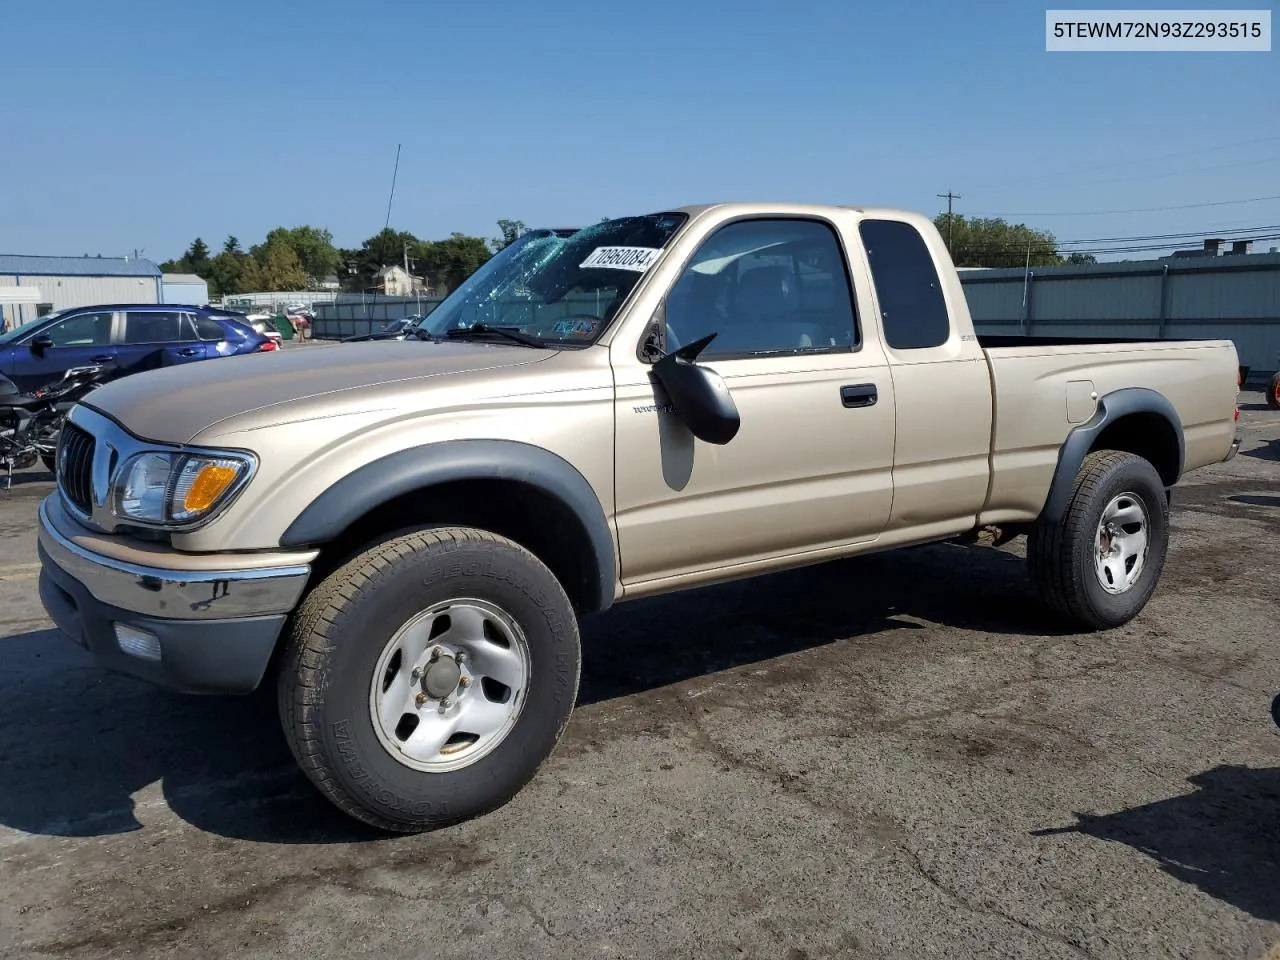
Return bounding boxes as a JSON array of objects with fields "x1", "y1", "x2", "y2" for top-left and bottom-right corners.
[{"x1": 445, "y1": 324, "x2": 546, "y2": 348}]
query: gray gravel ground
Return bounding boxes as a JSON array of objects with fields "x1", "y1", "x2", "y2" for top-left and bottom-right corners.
[{"x1": 0, "y1": 392, "x2": 1277, "y2": 960}]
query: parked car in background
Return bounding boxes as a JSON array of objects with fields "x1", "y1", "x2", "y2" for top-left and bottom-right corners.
[
  {"x1": 245, "y1": 314, "x2": 285, "y2": 346},
  {"x1": 0, "y1": 304, "x2": 272, "y2": 392}
]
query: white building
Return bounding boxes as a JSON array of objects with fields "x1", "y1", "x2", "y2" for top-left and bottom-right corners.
[
  {"x1": 0, "y1": 254, "x2": 163, "y2": 331},
  {"x1": 160, "y1": 272, "x2": 210, "y2": 305},
  {"x1": 374, "y1": 264, "x2": 426, "y2": 296}
]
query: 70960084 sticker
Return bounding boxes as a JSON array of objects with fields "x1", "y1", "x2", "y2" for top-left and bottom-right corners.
[{"x1": 579, "y1": 246, "x2": 663, "y2": 271}]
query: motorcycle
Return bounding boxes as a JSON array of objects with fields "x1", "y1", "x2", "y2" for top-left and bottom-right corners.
[{"x1": 0, "y1": 363, "x2": 115, "y2": 488}]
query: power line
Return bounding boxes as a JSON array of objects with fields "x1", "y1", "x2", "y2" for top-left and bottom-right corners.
[
  {"x1": 980, "y1": 134, "x2": 1280, "y2": 186},
  {"x1": 1054, "y1": 223, "x2": 1280, "y2": 246},
  {"x1": 964, "y1": 194, "x2": 1280, "y2": 218},
  {"x1": 1074, "y1": 154, "x2": 1280, "y2": 188}
]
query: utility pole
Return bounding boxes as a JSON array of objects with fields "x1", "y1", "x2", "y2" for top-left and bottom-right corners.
[{"x1": 937, "y1": 191, "x2": 961, "y2": 253}]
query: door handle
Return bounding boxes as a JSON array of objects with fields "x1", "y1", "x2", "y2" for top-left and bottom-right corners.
[
  {"x1": 840, "y1": 383, "x2": 878, "y2": 408},
  {"x1": 177, "y1": 348, "x2": 198, "y2": 357},
  {"x1": 91, "y1": 354, "x2": 114, "y2": 363}
]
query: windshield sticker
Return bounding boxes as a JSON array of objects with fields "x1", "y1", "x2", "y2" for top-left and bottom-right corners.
[
  {"x1": 552, "y1": 317, "x2": 599, "y2": 338},
  {"x1": 579, "y1": 246, "x2": 663, "y2": 272}
]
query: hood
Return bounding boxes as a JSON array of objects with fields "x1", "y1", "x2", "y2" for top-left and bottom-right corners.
[{"x1": 82, "y1": 339, "x2": 554, "y2": 444}]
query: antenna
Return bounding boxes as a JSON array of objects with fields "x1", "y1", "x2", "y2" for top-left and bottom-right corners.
[{"x1": 384, "y1": 143, "x2": 402, "y2": 232}]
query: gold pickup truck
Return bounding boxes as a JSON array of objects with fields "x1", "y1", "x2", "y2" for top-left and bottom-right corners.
[{"x1": 35, "y1": 203, "x2": 1241, "y2": 832}]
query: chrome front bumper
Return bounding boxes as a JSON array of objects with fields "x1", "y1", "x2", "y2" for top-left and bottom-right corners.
[
  {"x1": 38, "y1": 497, "x2": 311, "y2": 620},
  {"x1": 36, "y1": 494, "x2": 316, "y2": 694}
]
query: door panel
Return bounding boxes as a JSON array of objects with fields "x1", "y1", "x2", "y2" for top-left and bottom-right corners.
[
  {"x1": 610, "y1": 215, "x2": 896, "y2": 587},
  {"x1": 612, "y1": 353, "x2": 895, "y2": 583},
  {"x1": 7, "y1": 311, "x2": 116, "y2": 391},
  {"x1": 117, "y1": 311, "x2": 207, "y2": 375}
]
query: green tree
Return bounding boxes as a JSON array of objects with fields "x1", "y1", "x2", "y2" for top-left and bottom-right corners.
[
  {"x1": 933, "y1": 214, "x2": 1062, "y2": 268},
  {"x1": 257, "y1": 225, "x2": 339, "y2": 282},
  {"x1": 259, "y1": 242, "x2": 309, "y2": 291},
  {"x1": 239, "y1": 255, "x2": 266, "y2": 292},
  {"x1": 491, "y1": 218, "x2": 526, "y2": 252},
  {"x1": 1066, "y1": 252, "x2": 1098, "y2": 265},
  {"x1": 417, "y1": 233, "x2": 492, "y2": 294},
  {"x1": 207, "y1": 250, "x2": 245, "y2": 299},
  {"x1": 346, "y1": 228, "x2": 420, "y2": 291},
  {"x1": 223, "y1": 236, "x2": 242, "y2": 255},
  {"x1": 186, "y1": 238, "x2": 212, "y2": 274}
]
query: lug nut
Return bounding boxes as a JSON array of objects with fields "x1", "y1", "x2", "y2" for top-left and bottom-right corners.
[
  {"x1": 455, "y1": 651, "x2": 466, "y2": 665},
  {"x1": 415, "y1": 693, "x2": 427, "y2": 707},
  {"x1": 411, "y1": 667, "x2": 422, "y2": 681},
  {"x1": 429, "y1": 648, "x2": 441, "y2": 662},
  {"x1": 458, "y1": 676, "x2": 471, "y2": 689},
  {"x1": 440, "y1": 697, "x2": 453, "y2": 712}
]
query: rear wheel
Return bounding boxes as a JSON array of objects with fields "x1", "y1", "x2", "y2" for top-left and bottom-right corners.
[
  {"x1": 1028, "y1": 450, "x2": 1169, "y2": 630},
  {"x1": 1267, "y1": 371, "x2": 1280, "y2": 411},
  {"x1": 277, "y1": 526, "x2": 581, "y2": 832}
]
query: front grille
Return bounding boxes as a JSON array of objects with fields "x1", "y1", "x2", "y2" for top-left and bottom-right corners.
[{"x1": 57, "y1": 422, "x2": 95, "y2": 515}]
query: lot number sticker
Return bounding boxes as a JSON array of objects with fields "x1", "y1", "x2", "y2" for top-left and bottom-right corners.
[{"x1": 580, "y1": 246, "x2": 663, "y2": 271}]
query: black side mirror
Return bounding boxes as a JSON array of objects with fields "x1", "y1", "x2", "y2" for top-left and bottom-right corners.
[
  {"x1": 30, "y1": 335, "x2": 54, "y2": 357},
  {"x1": 649, "y1": 333, "x2": 740, "y2": 445}
]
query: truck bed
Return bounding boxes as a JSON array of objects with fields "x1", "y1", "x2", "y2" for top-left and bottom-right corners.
[{"x1": 975, "y1": 335, "x2": 1240, "y2": 526}]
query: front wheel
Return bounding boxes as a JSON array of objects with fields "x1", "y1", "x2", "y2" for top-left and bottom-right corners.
[
  {"x1": 277, "y1": 526, "x2": 581, "y2": 832},
  {"x1": 1267, "y1": 371, "x2": 1280, "y2": 411},
  {"x1": 1027, "y1": 450, "x2": 1170, "y2": 630}
]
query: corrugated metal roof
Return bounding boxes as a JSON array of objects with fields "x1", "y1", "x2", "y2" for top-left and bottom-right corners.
[
  {"x1": 161, "y1": 273, "x2": 205, "y2": 283},
  {"x1": 0, "y1": 254, "x2": 162, "y2": 277}
]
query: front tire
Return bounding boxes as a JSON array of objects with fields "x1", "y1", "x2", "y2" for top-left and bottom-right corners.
[
  {"x1": 1267, "y1": 371, "x2": 1280, "y2": 411},
  {"x1": 1028, "y1": 450, "x2": 1170, "y2": 630},
  {"x1": 277, "y1": 526, "x2": 581, "y2": 832}
]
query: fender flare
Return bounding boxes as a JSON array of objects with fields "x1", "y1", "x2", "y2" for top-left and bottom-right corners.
[
  {"x1": 1040, "y1": 387, "x2": 1184, "y2": 524},
  {"x1": 279, "y1": 438, "x2": 616, "y2": 612}
]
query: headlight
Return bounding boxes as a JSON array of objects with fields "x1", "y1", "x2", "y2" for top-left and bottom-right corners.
[{"x1": 114, "y1": 450, "x2": 254, "y2": 526}]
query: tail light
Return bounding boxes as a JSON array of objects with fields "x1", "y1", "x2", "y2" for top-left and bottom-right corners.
[{"x1": 257, "y1": 340, "x2": 278, "y2": 352}]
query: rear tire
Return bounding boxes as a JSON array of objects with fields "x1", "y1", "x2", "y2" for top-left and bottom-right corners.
[
  {"x1": 277, "y1": 526, "x2": 581, "y2": 832},
  {"x1": 1028, "y1": 450, "x2": 1169, "y2": 630},
  {"x1": 1267, "y1": 371, "x2": 1280, "y2": 410},
  {"x1": 40, "y1": 453, "x2": 56, "y2": 473}
]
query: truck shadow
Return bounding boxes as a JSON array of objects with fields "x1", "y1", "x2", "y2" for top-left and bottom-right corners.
[
  {"x1": 1242, "y1": 438, "x2": 1279, "y2": 462},
  {"x1": 0, "y1": 542, "x2": 1055, "y2": 844},
  {"x1": 1031, "y1": 764, "x2": 1280, "y2": 923}
]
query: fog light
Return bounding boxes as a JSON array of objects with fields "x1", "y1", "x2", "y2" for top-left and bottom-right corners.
[{"x1": 114, "y1": 623, "x2": 162, "y2": 662}]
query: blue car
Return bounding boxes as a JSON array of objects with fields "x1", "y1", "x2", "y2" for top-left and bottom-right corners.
[{"x1": 0, "y1": 304, "x2": 272, "y2": 392}]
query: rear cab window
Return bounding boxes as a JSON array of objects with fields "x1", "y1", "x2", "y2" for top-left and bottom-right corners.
[{"x1": 858, "y1": 219, "x2": 951, "y2": 350}]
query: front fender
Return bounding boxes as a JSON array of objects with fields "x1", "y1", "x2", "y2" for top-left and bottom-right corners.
[{"x1": 278, "y1": 438, "x2": 616, "y2": 612}]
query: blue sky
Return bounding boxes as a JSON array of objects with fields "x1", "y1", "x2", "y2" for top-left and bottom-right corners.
[{"x1": 1, "y1": 0, "x2": 1276, "y2": 262}]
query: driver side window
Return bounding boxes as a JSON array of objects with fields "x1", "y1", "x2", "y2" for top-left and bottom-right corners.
[
  {"x1": 40, "y1": 312, "x2": 114, "y2": 347},
  {"x1": 664, "y1": 218, "x2": 859, "y2": 359}
]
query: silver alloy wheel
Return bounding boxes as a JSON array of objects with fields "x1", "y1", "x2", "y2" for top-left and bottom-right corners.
[
  {"x1": 1094, "y1": 492, "x2": 1150, "y2": 594},
  {"x1": 368, "y1": 598, "x2": 531, "y2": 773}
]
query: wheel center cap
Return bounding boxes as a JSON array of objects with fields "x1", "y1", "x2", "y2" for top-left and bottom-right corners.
[{"x1": 423, "y1": 656, "x2": 462, "y2": 699}]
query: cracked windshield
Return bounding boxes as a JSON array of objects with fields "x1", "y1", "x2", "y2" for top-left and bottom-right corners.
[{"x1": 425, "y1": 213, "x2": 688, "y2": 346}]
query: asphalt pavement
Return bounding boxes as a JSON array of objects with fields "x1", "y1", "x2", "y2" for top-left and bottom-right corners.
[{"x1": 0, "y1": 393, "x2": 1277, "y2": 959}]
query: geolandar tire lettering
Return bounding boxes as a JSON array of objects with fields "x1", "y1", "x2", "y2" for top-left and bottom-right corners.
[
  {"x1": 276, "y1": 526, "x2": 582, "y2": 832},
  {"x1": 1027, "y1": 450, "x2": 1170, "y2": 630}
]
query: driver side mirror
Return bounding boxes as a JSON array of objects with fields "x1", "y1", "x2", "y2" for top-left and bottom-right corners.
[
  {"x1": 649, "y1": 332, "x2": 741, "y2": 445},
  {"x1": 30, "y1": 335, "x2": 54, "y2": 357}
]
